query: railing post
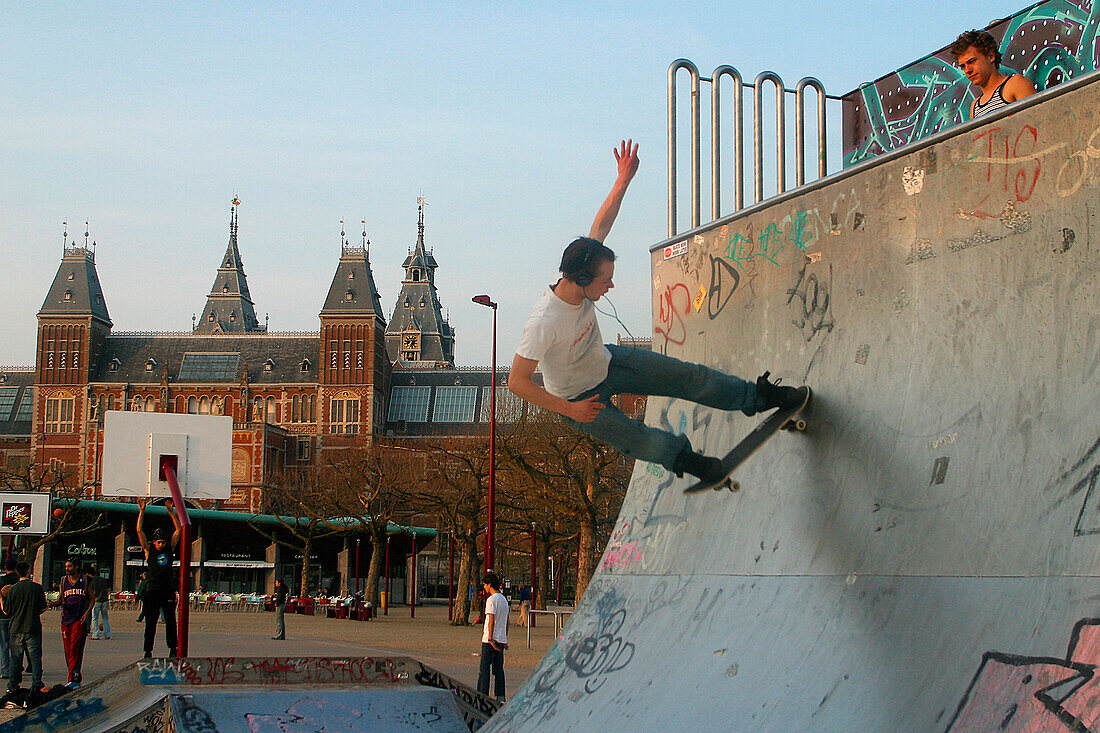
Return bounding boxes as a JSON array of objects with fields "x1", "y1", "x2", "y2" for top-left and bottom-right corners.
[
  {"x1": 796, "y1": 77, "x2": 828, "y2": 186},
  {"x1": 711, "y1": 66, "x2": 744, "y2": 218},
  {"x1": 667, "y1": 59, "x2": 701, "y2": 238},
  {"x1": 753, "y1": 71, "x2": 786, "y2": 203}
]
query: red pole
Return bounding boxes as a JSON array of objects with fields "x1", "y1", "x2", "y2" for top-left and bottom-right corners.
[
  {"x1": 410, "y1": 532, "x2": 417, "y2": 619},
  {"x1": 486, "y1": 304, "x2": 497, "y2": 572},
  {"x1": 383, "y1": 535, "x2": 390, "y2": 616},
  {"x1": 160, "y1": 460, "x2": 191, "y2": 658},
  {"x1": 447, "y1": 533, "x2": 455, "y2": 622}
]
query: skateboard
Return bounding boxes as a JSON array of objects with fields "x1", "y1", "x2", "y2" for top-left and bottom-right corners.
[{"x1": 683, "y1": 386, "x2": 812, "y2": 494}]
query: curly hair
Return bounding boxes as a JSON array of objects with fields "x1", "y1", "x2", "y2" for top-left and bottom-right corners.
[{"x1": 950, "y1": 29, "x2": 1002, "y2": 66}]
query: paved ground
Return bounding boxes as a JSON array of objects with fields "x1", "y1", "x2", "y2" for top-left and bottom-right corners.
[{"x1": 0, "y1": 602, "x2": 561, "y2": 723}]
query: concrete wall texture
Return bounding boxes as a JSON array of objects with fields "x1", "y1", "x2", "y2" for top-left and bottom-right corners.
[{"x1": 486, "y1": 74, "x2": 1100, "y2": 731}]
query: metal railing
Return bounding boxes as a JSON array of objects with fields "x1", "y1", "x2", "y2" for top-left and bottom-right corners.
[{"x1": 667, "y1": 59, "x2": 833, "y2": 237}]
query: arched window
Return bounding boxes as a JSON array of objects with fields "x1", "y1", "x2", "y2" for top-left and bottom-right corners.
[
  {"x1": 145, "y1": 396, "x2": 155, "y2": 412},
  {"x1": 200, "y1": 397, "x2": 211, "y2": 414},
  {"x1": 265, "y1": 397, "x2": 276, "y2": 423},
  {"x1": 309, "y1": 395, "x2": 316, "y2": 422},
  {"x1": 329, "y1": 390, "x2": 360, "y2": 435},
  {"x1": 187, "y1": 396, "x2": 198, "y2": 414},
  {"x1": 253, "y1": 397, "x2": 264, "y2": 422},
  {"x1": 107, "y1": 395, "x2": 116, "y2": 411},
  {"x1": 131, "y1": 396, "x2": 143, "y2": 411},
  {"x1": 292, "y1": 395, "x2": 301, "y2": 423}
]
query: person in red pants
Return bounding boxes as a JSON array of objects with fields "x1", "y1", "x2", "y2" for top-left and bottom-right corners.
[{"x1": 50, "y1": 559, "x2": 91, "y2": 688}]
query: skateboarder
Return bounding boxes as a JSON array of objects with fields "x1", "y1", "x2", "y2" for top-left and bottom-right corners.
[{"x1": 508, "y1": 140, "x2": 803, "y2": 485}]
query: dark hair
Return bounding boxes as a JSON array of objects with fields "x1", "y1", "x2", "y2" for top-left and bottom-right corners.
[
  {"x1": 950, "y1": 29, "x2": 1002, "y2": 66},
  {"x1": 560, "y1": 237, "x2": 615, "y2": 288},
  {"x1": 482, "y1": 572, "x2": 501, "y2": 590},
  {"x1": 4, "y1": 557, "x2": 17, "y2": 572},
  {"x1": 16, "y1": 562, "x2": 30, "y2": 578}
]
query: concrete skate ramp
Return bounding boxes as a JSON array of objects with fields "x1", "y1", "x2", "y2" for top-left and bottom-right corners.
[
  {"x1": 0, "y1": 656, "x2": 499, "y2": 733},
  {"x1": 487, "y1": 73, "x2": 1100, "y2": 732},
  {"x1": 166, "y1": 688, "x2": 468, "y2": 732}
]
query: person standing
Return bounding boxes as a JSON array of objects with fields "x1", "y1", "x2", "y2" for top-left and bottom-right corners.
[
  {"x1": 137, "y1": 498, "x2": 182, "y2": 659},
  {"x1": 517, "y1": 584, "x2": 531, "y2": 627},
  {"x1": 272, "y1": 578, "x2": 288, "y2": 640},
  {"x1": 50, "y1": 560, "x2": 91, "y2": 688},
  {"x1": 477, "y1": 572, "x2": 508, "y2": 700},
  {"x1": 86, "y1": 563, "x2": 111, "y2": 640},
  {"x1": 2, "y1": 563, "x2": 46, "y2": 703},
  {"x1": 0, "y1": 557, "x2": 19, "y2": 678}
]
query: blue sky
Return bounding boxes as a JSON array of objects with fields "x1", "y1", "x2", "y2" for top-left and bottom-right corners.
[{"x1": 1, "y1": 2, "x2": 1019, "y2": 367}]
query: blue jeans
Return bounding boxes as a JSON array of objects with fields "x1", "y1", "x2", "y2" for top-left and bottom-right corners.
[
  {"x1": 477, "y1": 642, "x2": 505, "y2": 698},
  {"x1": 91, "y1": 600, "x2": 111, "y2": 638},
  {"x1": 0, "y1": 618, "x2": 10, "y2": 676},
  {"x1": 7, "y1": 632, "x2": 41, "y2": 692},
  {"x1": 564, "y1": 344, "x2": 760, "y2": 470}
]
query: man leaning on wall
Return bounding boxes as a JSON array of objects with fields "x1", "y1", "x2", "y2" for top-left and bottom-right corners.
[{"x1": 951, "y1": 29, "x2": 1036, "y2": 120}]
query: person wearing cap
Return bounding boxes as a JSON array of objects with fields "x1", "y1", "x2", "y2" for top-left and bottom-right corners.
[{"x1": 136, "y1": 498, "x2": 182, "y2": 658}]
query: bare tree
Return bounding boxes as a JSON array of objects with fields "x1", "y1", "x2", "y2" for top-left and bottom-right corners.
[{"x1": 0, "y1": 461, "x2": 107, "y2": 568}]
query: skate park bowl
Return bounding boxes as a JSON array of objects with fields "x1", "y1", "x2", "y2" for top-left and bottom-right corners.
[
  {"x1": 0, "y1": 656, "x2": 499, "y2": 733},
  {"x1": 483, "y1": 72, "x2": 1100, "y2": 730}
]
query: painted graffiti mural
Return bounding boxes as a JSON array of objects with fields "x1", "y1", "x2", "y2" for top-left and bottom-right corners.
[
  {"x1": 948, "y1": 619, "x2": 1100, "y2": 731},
  {"x1": 843, "y1": 0, "x2": 1100, "y2": 165}
]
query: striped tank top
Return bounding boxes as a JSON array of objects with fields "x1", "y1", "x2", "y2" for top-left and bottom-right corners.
[{"x1": 972, "y1": 77, "x2": 1013, "y2": 119}]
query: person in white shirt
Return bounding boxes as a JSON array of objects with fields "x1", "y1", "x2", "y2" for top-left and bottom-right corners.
[
  {"x1": 477, "y1": 572, "x2": 508, "y2": 699},
  {"x1": 509, "y1": 140, "x2": 803, "y2": 485}
]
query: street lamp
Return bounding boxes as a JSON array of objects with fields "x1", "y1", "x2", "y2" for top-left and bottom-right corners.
[{"x1": 471, "y1": 294, "x2": 497, "y2": 573}]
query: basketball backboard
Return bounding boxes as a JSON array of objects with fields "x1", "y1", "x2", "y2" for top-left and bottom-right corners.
[
  {"x1": 101, "y1": 411, "x2": 232, "y2": 499},
  {"x1": 0, "y1": 492, "x2": 51, "y2": 535}
]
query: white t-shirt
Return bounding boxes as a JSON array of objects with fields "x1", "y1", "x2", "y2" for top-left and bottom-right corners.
[
  {"x1": 516, "y1": 285, "x2": 611, "y2": 400},
  {"x1": 482, "y1": 591, "x2": 509, "y2": 645}
]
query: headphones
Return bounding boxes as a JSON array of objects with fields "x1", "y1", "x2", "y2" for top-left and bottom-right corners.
[{"x1": 563, "y1": 238, "x2": 600, "y2": 288}]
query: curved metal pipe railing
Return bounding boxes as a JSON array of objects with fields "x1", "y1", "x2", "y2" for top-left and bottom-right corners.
[
  {"x1": 667, "y1": 59, "x2": 701, "y2": 238},
  {"x1": 796, "y1": 77, "x2": 827, "y2": 186},
  {"x1": 666, "y1": 59, "x2": 834, "y2": 237},
  {"x1": 753, "y1": 71, "x2": 786, "y2": 204},
  {"x1": 711, "y1": 66, "x2": 744, "y2": 217}
]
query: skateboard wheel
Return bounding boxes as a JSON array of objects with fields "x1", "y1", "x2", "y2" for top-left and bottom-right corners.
[
  {"x1": 729, "y1": 481, "x2": 741, "y2": 492},
  {"x1": 792, "y1": 419, "x2": 806, "y2": 431}
]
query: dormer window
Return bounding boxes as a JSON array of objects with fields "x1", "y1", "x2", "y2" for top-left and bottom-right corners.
[
  {"x1": 419, "y1": 296, "x2": 426, "y2": 308},
  {"x1": 412, "y1": 270, "x2": 421, "y2": 282},
  {"x1": 299, "y1": 359, "x2": 311, "y2": 373},
  {"x1": 208, "y1": 312, "x2": 216, "y2": 322},
  {"x1": 108, "y1": 358, "x2": 120, "y2": 372},
  {"x1": 145, "y1": 358, "x2": 156, "y2": 372},
  {"x1": 63, "y1": 290, "x2": 73, "y2": 302},
  {"x1": 229, "y1": 312, "x2": 236, "y2": 322},
  {"x1": 263, "y1": 359, "x2": 275, "y2": 372},
  {"x1": 67, "y1": 272, "x2": 74, "y2": 281},
  {"x1": 347, "y1": 272, "x2": 355, "y2": 280},
  {"x1": 222, "y1": 283, "x2": 229, "y2": 293},
  {"x1": 345, "y1": 290, "x2": 354, "y2": 301},
  {"x1": 404, "y1": 297, "x2": 411, "y2": 309}
]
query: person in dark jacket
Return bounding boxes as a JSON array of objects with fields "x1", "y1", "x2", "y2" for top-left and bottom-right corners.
[
  {"x1": 136, "y1": 498, "x2": 182, "y2": 658},
  {"x1": 2, "y1": 563, "x2": 47, "y2": 699},
  {"x1": 272, "y1": 578, "x2": 289, "y2": 640}
]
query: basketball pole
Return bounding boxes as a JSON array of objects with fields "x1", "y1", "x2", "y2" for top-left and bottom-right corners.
[{"x1": 160, "y1": 458, "x2": 192, "y2": 658}]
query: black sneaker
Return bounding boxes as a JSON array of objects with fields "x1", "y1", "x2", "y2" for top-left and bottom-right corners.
[
  {"x1": 672, "y1": 450, "x2": 727, "y2": 483},
  {"x1": 755, "y1": 371, "x2": 802, "y2": 411}
]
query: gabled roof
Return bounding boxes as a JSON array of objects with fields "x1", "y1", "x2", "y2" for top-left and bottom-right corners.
[
  {"x1": 38, "y1": 243, "x2": 111, "y2": 326},
  {"x1": 193, "y1": 204, "x2": 263, "y2": 334},
  {"x1": 91, "y1": 334, "x2": 319, "y2": 384},
  {"x1": 319, "y1": 234, "x2": 386, "y2": 320},
  {"x1": 0, "y1": 369, "x2": 34, "y2": 438}
]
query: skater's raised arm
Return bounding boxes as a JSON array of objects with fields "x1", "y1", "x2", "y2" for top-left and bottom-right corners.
[
  {"x1": 508, "y1": 355, "x2": 604, "y2": 423},
  {"x1": 588, "y1": 140, "x2": 639, "y2": 243},
  {"x1": 137, "y1": 498, "x2": 150, "y2": 557}
]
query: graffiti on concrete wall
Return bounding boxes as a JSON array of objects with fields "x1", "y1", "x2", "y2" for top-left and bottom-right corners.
[
  {"x1": 948, "y1": 618, "x2": 1100, "y2": 731},
  {"x1": 843, "y1": 0, "x2": 1100, "y2": 166}
]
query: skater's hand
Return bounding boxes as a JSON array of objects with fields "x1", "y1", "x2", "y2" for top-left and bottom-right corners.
[
  {"x1": 614, "y1": 139, "x2": 639, "y2": 184},
  {"x1": 568, "y1": 395, "x2": 605, "y2": 423}
]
